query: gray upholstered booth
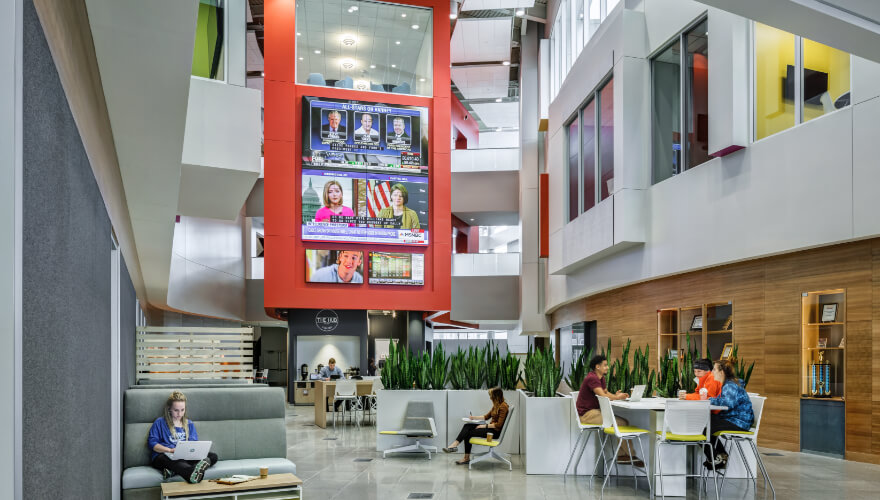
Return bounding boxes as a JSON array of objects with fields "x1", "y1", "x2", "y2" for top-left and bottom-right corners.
[{"x1": 122, "y1": 387, "x2": 295, "y2": 500}]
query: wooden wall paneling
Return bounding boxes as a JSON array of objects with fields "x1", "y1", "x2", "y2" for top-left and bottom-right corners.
[
  {"x1": 758, "y1": 394, "x2": 800, "y2": 451},
  {"x1": 846, "y1": 320, "x2": 873, "y2": 456},
  {"x1": 873, "y1": 241, "x2": 880, "y2": 405},
  {"x1": 874, "y1": 401, "x2": 880, "y2": 458}
]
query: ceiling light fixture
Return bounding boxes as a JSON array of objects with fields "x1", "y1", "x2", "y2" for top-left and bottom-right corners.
[
  {"x1": 515, "y1": 9, "x2": 525, "y2": 17},
  {"x1": 502, "y1": 61, "x2": 510, "y2": 66},
  {"x1": 298, "y1": 57, "x2": 304, "y2": 61},
  {"x1": 354, "y1": 79, "x2": 369, "y2": 90},
  {"x1": 469, "y1": 218, "x2": 475, "y2": 221},
  {"x1": 350, "y1": 5, "x2": 358, "y2": 11},
  {"x1": 401, "y1": 13, "x2": 407, "y2": 18},
  {"x1": 395, "y1": 40, "x2": 401, "y2": 45},
  {"x1": 370, "y1": 64, "x2": 376, "y2": 69},
  {"x1": 314, "y1": 49, "x2": 321, "y2": 54},
  {"x1": 411, "y1": 24, "x2": 419, "y2": 30},
  {"x1": 341, "y1": 33, "x2": 357, "y2": 46},
  {"x1": 450, "y1": 0, "x2": 459, "y2": 20},
  {"x1": 496, "y1": 127, "x2": 503, "y2": 132},
  {"x1": 495, "y1": 98, "x2": 502, "y2": 102},
  {"x1": 419, "y1": 78, "x2": 426, "y2": 82},
  {"x1": 391, "y1": 64, "x2": 397, "y2": 68},
  {"x1": 340, "y1": 58, "x2": 356, "y2": 70}
]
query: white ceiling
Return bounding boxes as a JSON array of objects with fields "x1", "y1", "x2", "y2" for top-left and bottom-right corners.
[
  {"x1": 451, "y1": 65, "x2": 510, "y2": 99},
  {"x1": 470, "y1": 101, "x2": 520, "y2": 129},
  {"x1": 451, "y1": 18, "x2": 512, "y2": 63},
  {"x1": 461, "y1": 0, "x2": 535, "y2": 11}
]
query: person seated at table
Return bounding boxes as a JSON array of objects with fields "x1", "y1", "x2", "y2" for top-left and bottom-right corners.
[
  {"x1": 680, "y1": 358, "x2": 722, "y2": 401},
  {"x1": 442, "y1": 387, "x2": 509, "y2": 465},
  {"x1": 148, "y1": 391, "x2": 218, "y2": 483},
  {"x1": 576, "y1": 354, "x2": 642, "y2": 466},
  {"x1": 320, "y1": 358, "x2": 344, "y2": 380},
  {"x1": 704, "y1": 360, "x2": 754, "y2": 470}
]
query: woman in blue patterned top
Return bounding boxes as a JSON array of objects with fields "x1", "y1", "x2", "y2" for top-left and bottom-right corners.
[{"x1": 705, "y1": 360, "x2": 754, "y2": 470}]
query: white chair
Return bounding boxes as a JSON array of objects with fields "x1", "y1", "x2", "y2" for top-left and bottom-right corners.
[
  {"x1": 714, "y1": 395, "x2": 775, "y2": 499},
  {"x1": 363, "y1": 378, "x2": 382, "y2": 425},
  {"x1": 468, "y1": 406, "x2": 516, "y2": 470},
  {"x1": 332, "y1": 379, "x2": 361, "y2": 429},
  {"x1": 655, "y1": 399, "x2": 718, "y2": 499},
  {"x1": 597, "y1": 396, "x2": 652, "y2": 497},
  {"x1": 563, "y1": 392, "x2": 603, "y2": 483},
  {"x1": 380, "y1": 401, "x2": 438, "y2": 459}
]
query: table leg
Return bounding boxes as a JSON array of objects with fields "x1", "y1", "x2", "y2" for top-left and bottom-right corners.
[{"x1": 314, "y1": 382, "x2": 327, "y2": 428}]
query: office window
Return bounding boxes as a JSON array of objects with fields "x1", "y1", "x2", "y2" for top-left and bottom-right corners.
[
  {"x1": 802, "y1": 39, "x2": 851, "y2": 123},
  {"x1": 574, "y1": 0, "x2": 584, "y2": 55},
  {"x1": 587, "y1": 0, "x2": 601, "y2": 39},
  {"x1": 581, "y1": 99, "x2": 596, "y2": 213},
  {"x1": 754, "y1": 23, "x2": 795, "y2": 140},
  {"x1": 295, "y1": 0, "x2": 433, "y2": 96},
  {"x1": 651, "y1": 18, "x2": 707, "y2": 184},
  {"x1": 567, "y1": 118, "x2": 580, "y2": 221},
  {"x1": 598, "y1": 79, "x2": 614, "y2": 200},
  {"x1": 192, "y1": 0, "x2": 225, "y2": 81}
]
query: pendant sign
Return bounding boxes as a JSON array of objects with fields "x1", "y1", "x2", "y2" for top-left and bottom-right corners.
[{"x1": 315, "y1": 309, "x2": 339, "y2": 332}]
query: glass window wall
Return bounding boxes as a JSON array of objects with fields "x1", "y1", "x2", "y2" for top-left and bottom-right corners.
[
  {"x1": 581, "y1": 99, "x2": 596, "y2": 213},
  {"x1": 295, "y1": 0, "x2": 433, "y2": 96},
  {"x1": 568, "y1": 118, "x2": 580, "y2": 221},
  {"x1": 685, "y1": 19, "x2": 710, "y2": 170},
  {"x1": 754, "y1": 23, "x2": 795, "y2": 140},
  {"x1": 802, "y1": 39, "x2": 851, "y2": 123},
  {"x1": 564, "y1": 77, "x2": 613, "y2": 220},
  {"x1": 192, "y1": 0, "x2": 226, "y2": 81},
  {"x1": 598, "y1": 79, "x2": 614, "y2": 200},
  {"x1": 651, "y1": 42, "x2": 681, "y2": 184}
]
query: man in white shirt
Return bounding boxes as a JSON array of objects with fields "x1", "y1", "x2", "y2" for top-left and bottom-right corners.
[{"x1": 354, "y1": 113, "x2": 380, "y2": 142}]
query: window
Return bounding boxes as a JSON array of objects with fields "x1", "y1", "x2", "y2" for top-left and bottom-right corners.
[
  {"x1": 566, "y1": 78, "x2": 614, "y2": 220},
  {"x1": 295, "y1": 0, "x2": 433, "y2": 96},
  {"x1": 550, "y1": 0, "x2": 621, "y2": 100},
  {"x1": 192, "y1": 0, "x2": 225, "y2": 81},
  {"x1": 651, "y1": 18, "x2": 708, "y2": 184},
  {"x1": 754, "y1": 23, "x2": 850, "y2": 140}
]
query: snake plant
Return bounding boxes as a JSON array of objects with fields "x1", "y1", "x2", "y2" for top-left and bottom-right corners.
[
  {"x1": 500, "y1": 351, "x2": 521, "y2": 390},
  {"x1": 565, "y1": 346, "x2": 593, "y2": 392},
  {"x1": 524, "y1": 346, "x2": 563, "y2": 397},
  {"x1": 485, "y1": 341, "x2": 502, "y2": 388},
  {"x1": 429, "y1": 343, "x2": 449, "y2": 389},
  {"x1": 448, "y1": 347, "x2": 468, "y2": 390},
  {"x1": 464, "y1": 345, "x2": 487, "y2": 389}
]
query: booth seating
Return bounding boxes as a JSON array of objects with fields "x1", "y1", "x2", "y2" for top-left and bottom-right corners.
[{"x1": 122, "y1": 387, "x2": 295, "y2": 500}]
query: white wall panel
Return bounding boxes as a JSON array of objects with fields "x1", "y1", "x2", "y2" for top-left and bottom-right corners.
[
  {"x1": 708, "y1": 9, "x2": 749, "y2": 156},
  {"x1": 643, "y1": 0, "x2": 707, "y2": 53},
  {"x1": 852, "y1": 55, "x2": 880, "y2": 105},
  {"x1": 451, "y1": 148, "x2": 520, "y2": 172},
  {"x1": 852, "y1": 96, "x2": 880, "y2": 237}
]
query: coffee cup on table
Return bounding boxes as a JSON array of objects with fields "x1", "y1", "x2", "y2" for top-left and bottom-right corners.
[
  {"x1": 259, "y1": 466, "x2": 268, "y2": 479},
  {"x1": 678, "y1": 389, "x2": 687, "y2": 399},
  {"x1": 486, "y1": 432, "x2": 493, "y2": 442},
  {"x1": 699, "y1": 388, "x2": 708, "y2": 400}
]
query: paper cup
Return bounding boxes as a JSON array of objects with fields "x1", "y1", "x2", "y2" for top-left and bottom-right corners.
[
  {"x1": 259, "y1": 466, "x2": 268, "y2": 479},
  {"x1": 486, "y1": 432, "x2": 493, "y2": 442}
]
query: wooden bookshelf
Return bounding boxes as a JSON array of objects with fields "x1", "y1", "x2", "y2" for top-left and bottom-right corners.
[{"x1": 657, "y1": 301, "x2": 734, "y2": 364}]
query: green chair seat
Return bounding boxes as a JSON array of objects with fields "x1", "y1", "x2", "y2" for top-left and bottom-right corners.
[
  {"x1": 713, "y1": 430, "x2": 754, "y2": 437},
  {"x1": 605, "y1": 426, "x2": 648, "y2": 435},
  {"x1": 655, "y1": 430, "x2": 707, "y2": 442},
  {"x1": 468, "y1": 437, "x2": 500, "y2": 447}
]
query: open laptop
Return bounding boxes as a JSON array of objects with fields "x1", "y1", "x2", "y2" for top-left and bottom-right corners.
[
  {"x1": 167, "y1": 441, "x2": 212, "y2": 461},
  {"x1": 627, "y1": 385, "x2": 646, "y2": 402}
]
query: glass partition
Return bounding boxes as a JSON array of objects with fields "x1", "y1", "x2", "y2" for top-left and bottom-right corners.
[
  {"x1": 652, "y1": 42, "x2": 681, "y2": 184},
  {"x1": 755, "y1": 23, "x2": 795, "y2": 140},
  {"x1": 193, "y1": 0, "x2": 226, "y2": 80},
  {"x1": 598, "y1": 79, "x2": 614, "y2": 200},
  {"x1": 685, "y1": 20, "x2": 709, "y2": 170},
  {"x1": 568, "y1": 118, "x2": 580, "y2": 221},
  {"x1": 295, "y1": 0, "x2": 433, "y2": 96},
  {"x1": 581, "y1": 99, "x2": 596, "y2": 213},
  {"x1": 802, "y1": 39, "x2": 850, "y2": 123}
]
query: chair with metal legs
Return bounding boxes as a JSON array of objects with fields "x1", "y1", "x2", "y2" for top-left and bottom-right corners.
[
  {"x1": 713, "y1": 395, "x2": 776, "y2": 499},
  {"x1": 654, "y1": 399, "x2": 719, "y2": 499},
  {"x1": 563, "y1": 391, "x2": 603, "y2": 483},
  {"x1": 597, "y1": 396, "x2": 652, "y2": 497},
  {"x1": 332, "y1": 380, "x2": 360, "y2": 429}
]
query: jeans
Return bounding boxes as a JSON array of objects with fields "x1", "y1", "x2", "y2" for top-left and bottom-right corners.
[
  {"x1": 152, "y1": 451, "x2": 218, "y2": 481},
  {"x1": 705, "y1": 414, "x2": 748, "y2": 461}
]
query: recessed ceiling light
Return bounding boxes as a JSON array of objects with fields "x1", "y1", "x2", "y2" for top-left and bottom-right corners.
[
  {"x1": 299, "y1": 57, "x2": 304, "y2": 61},
  {"x1": 450, "y1": 13, "x2": 457, "y2": 19},
  {"x1": 495, "y1": 98, "x2": 502, "y2": 102},
  {"x1": 354, "y1": 79, "x2": 369, "y2": 90},
  {"x1": 314, "y1": 49, "x2": 321, "y2": 54},
  {"x1": 341, "y1": 33, "x2": 357, "y2": 46},
  {"x1": 370, "y1": 64, "x2": 376, "y2": 69},
  {"x1": 411, "y1": 24, "x2": 419, "y2": 30},
  {"x1": 350, "y1": 5, "x2": 358, "y2": 11},
  {"x1": 419, "y1": 78, "x2": 426, "y2": 82},
  {"x1": 401, "y1": 13, "x2": 407, "y2": 18},
  {"x1": 469, "y1": 218, "x2": 475, "y2": 221},
  {"x1": 502, "y1": 61, "x2": 510, "y2": 66},
  {"x1": 496, "y1": 127, "x2": 503, "y2": 132},
  {"x1": 515, "y1": 9, "x2": 525, "y2": 17},
  {"x1": 391, "y1": 64, "x2": 397, "y2": 68},
  {"x1": 296, "y1": 32, "x2": 301, "y2": 36},
  {"x1": 261, "y1": 72, "x2": 265, "y2": 77},
  {"x1": 395, "y1": 40, "x2": 401, "y2": 45},
  {"x1": 340, "y1": 58, "x2": 356, "y2": 69}
]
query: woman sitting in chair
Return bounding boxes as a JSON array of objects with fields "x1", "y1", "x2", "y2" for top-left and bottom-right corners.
[
  {"x1": 442, "y1": 387, "x2": 509, "y2": 465},
  {"x1": 148, "y1": 391, "x2": 219, "y2": 483},
  {"x1": 705, "y1": 360, "x2": 754, "y2": 470}
]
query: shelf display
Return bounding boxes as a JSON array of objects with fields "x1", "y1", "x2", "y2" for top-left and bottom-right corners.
[
  {"x1": 656, "y1": 301, "x2": 734, "y2": 364},
  {"x1": 801, "y1": 289, "x2": 846, "y2": 400}
]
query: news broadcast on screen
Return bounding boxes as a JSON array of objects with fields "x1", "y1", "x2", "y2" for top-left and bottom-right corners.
[{"x1": 301, "y1": 96, "x2": 429, "y2": 246}]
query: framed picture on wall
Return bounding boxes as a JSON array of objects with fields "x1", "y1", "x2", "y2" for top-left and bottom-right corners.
[
  {"x1": 720, "y1": 343, "x2": 734, "y2": 360},
  {"x1": 690, "y1": 315, "x2": 703, "y2": 331},
  {"x1": 821, "y1": 303, "x2": 838, "y2": 322}
]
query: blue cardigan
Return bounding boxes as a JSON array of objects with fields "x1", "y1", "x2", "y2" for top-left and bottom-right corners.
[
  {"x1": 147, "y1": 417, "x2": 199, "y2": 461},
  {"x1": 709, "y1": 381, "x2": 755, "y2": 431}
]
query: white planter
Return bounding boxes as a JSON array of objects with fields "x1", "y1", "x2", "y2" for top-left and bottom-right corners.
[
  {"x1": 445, "y1": 389, "x2": 520, "y2": 455},
  {"x1": 376, "y1": 389, "x2": 448, "y2": 452},
  {"x1": 521, "y1": 389, "x2": 572, "y2": 474}
]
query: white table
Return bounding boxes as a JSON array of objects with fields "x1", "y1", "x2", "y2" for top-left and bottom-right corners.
[{"x1": 607, "y1": 398, "x2": 727, "y2": 497}]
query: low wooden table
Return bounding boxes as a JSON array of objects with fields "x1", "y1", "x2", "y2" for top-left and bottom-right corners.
[
  {"x1": 160, "y1": 473, "x2": 302, "y2": 500},
  {"x1": 313, "y1": 380, "x2": 375, "y2": 428}
]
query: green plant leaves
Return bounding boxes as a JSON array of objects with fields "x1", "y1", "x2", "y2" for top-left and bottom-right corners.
[
  {"x1": 430, "y1": 343, "x2": 449, "y2": 389},
  {"x1": 524, "y1": 346, "x2": 563, "y2": 397},
  {"x1": 449, "y1": 347, "x2": 467, "y2": 390}
]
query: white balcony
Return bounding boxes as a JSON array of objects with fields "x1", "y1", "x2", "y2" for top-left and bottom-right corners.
[
  {"x1": 452, "y1": 252, "x2": 521, "y2": 276},
  {"x1": 451, "y1": 147, "x2": 520, "y2": 172}
]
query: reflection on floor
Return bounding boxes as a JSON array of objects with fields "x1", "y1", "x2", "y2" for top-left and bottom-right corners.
[{"x1": 284, "y1": 405, "x2": 880, "y2": 499}]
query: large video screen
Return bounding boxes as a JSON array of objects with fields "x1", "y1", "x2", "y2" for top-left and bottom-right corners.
[
  {"x1": 301, "y1": 96, "x2": 429, "y2": 246},
  {"x1": 305, "y1": 249, "x2": 364, "y2": 284},
  {"x1": 369, "y1": 252, "x2": 425, "y2": 286}
]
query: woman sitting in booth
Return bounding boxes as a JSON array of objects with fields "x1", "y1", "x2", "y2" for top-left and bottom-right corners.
[
  {"x1": 705, "y1": 360, "x2": 754, "y2": 470},
  {"x1": 148, "y1": 391, "x2": 218, "y2": 483},
  {"x1": 442, "y1": 387, "x2": 509, "y2": 465}
]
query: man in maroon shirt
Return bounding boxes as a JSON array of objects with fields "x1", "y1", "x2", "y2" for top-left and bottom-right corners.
[{"x1": 576, "y1": 354, "x2": 642, "y2": 465}]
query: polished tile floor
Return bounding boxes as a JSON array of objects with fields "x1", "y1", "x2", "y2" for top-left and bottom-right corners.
[{"x1": 284, "y1": 405, "x2": 880, "y2": 499}]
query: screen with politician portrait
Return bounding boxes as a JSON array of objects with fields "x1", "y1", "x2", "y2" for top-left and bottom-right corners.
[{"x1": 301, "y1": 96, "x2": 429, "y2": 246}]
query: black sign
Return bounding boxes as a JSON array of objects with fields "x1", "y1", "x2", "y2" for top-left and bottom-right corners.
[{"x1": 315, "y1": 310, "x2": 339, "y2": 332}]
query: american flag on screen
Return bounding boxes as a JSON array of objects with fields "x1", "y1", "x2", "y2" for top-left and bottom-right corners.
[{"x1": 367, "y1": 181, "x2": 392, "y2": 217}]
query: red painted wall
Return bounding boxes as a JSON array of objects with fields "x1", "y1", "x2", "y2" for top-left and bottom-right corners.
[
  {"x1": 451, "y1": 93, "x2": 478, "y2": 149},
  {"x1": 263, "y1": 0, "x2": 452, "y2": 313}
]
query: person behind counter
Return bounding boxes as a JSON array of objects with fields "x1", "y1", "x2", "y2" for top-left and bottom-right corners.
[
  {"x1": 442, "y1": 387, "x2": 509, "y2": 465},
  {"x1": 367, "y1": 357, "x2": 377, "y2": 376},
  {"x1": 320, "y1": 358, "x2": 344, "y2": 380},
  {"x1": 704, "y1": 360, "x2": 755, "y2": 470},
  {"x1": 148, "y1": 391, "x2": 218, "y2": 483}
]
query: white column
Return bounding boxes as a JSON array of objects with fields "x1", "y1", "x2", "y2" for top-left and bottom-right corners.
[{"x1": 0, "y1": 0, "x2": 23, "y2": 497}]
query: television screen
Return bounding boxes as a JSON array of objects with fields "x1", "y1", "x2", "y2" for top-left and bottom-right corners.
[
  {"x1": 305, "y1": 249, "x2": 364, "y2": 284},
  {"x1": 369, "y1": 252, "x2": 425, "y2": 286},
  {"x1": 302, "y1": 96, "x2": 428, "y2": 174}
]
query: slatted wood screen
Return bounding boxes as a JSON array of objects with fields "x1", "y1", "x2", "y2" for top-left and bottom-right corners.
[{"x1": 136, "y1": 326, "x2": 254, "y2": 381}]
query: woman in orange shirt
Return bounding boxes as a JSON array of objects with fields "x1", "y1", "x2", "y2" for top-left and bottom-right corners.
[{"x1": 680, "y1": 358, "x2": 722, "y2": 401}]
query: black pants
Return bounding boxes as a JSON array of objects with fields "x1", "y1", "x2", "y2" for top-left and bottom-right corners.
[
  {"x1": 455, "y1": 423, "x2": 491, "y2": 454},
  {"x1": 705, "y1": 414, "x2": 748, "y2": 461},
  {"x1": 152, "y1": 452, "x2": 218, "y2": 481}
]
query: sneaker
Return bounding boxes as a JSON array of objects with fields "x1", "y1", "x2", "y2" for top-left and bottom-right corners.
[
  {"x1": 162, "y1": 469, "x2": 174, "y2": 480},
  {"x1": 189, "y1": 458, "x2": 210, "y2": 484},
  {"x1": 442, "y1": 446, "x2": 458, "y2": 453}
]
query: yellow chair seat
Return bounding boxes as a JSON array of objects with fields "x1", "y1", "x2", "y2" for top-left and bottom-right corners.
[
  {"x1": 713, "y1": 430, "x2": 754, "y2": 437},
  {"x1": 469, "y1": 437, "x2": 500, "y2": 447},
  {"x1": 605, "y1": 426, "x2": 648, "y2": 435},
  {"x1": 655, "y1": 431, "x2": 707, "y2": 442},
  {"x1": 379, "y1": 431, "x2": 398, "y2": 435}
]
